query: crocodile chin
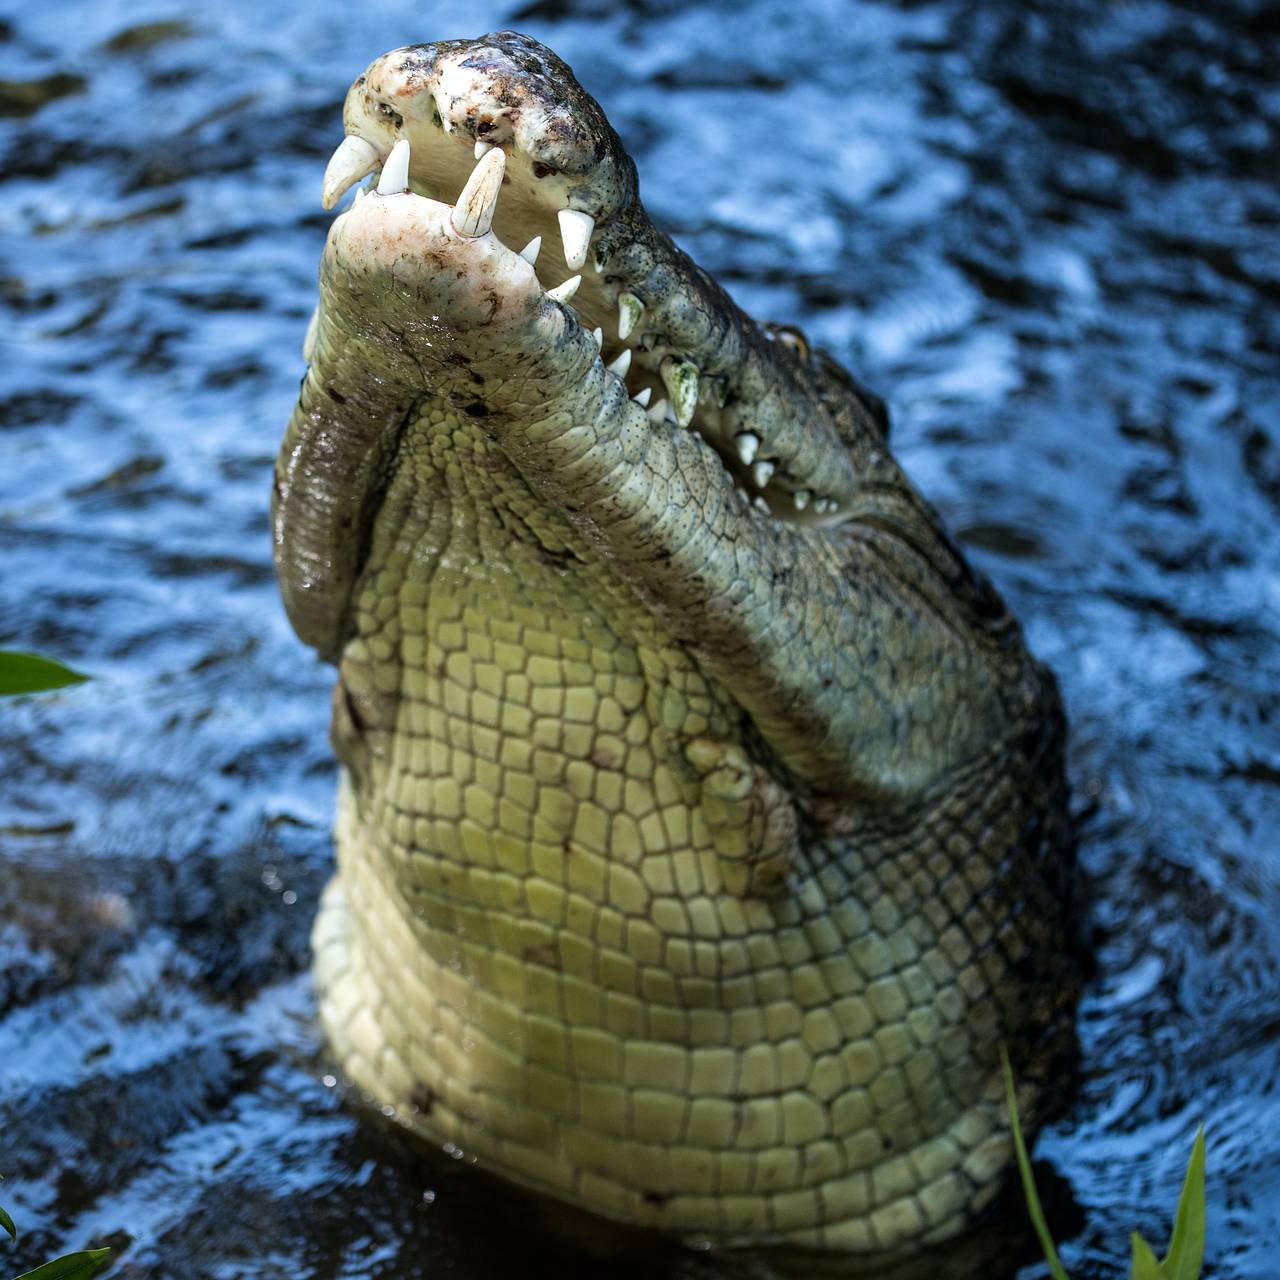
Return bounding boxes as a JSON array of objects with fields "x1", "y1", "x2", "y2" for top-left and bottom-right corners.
[{"x1": 273, "y1": 30, "x2": 1078, "y2": 1260}]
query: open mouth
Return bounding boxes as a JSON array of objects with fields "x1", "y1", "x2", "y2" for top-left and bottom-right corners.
[
  {"x1": 275, "y1": 32, "x2": 1065, "y2": 980},
  {"x1": 306, "y1": 37, "x2": 879, "y2": 527}
]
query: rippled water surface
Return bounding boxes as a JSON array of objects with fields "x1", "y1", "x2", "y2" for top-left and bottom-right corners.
[{"x1": 2, "y1": 1, "x2": 1277, "y2": 1276}]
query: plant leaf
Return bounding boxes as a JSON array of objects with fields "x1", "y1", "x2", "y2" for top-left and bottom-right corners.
[
  {"x1": 0, "y1": 652, "x2": 89, "y2": 697},
  {"x1": 1001, "y1": 1046, "x2": 1072, "y2": 1280},
  {"x1": 1131, "y1": 1231, "x2": 1161, "y2": 1280},
  {"x1": 10, "y1": 1248, "x2": 111, "y2": 1280},
  {"x1": 0, "y1": 1202, "x2": 15, "y2": 1242},
  {"x1": 1161, "y1": 1127, "x2": 1206, "y2": 1280}
]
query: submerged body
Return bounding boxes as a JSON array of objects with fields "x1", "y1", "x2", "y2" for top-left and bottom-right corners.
[{"x1": 273, "y1": 32, "x2": 1077, "y2": 1258}]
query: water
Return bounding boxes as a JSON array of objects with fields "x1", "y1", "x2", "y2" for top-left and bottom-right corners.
[{"x1": 1, "y1": 1, "x2": 1276, "y2": 1276}]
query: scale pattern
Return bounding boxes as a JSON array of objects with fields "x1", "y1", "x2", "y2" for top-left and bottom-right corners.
[{"x1": 304, "y1": 402, "x2": 1075, "y2": 1253}]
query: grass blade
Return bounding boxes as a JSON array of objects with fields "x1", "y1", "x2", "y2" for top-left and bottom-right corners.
[
  {"x1": 1161, "y1": 1127, "x2": 1206, "y2": 1280},
  {"x1": 1001, "y1": 1046, "x2": 1072, "y2": 1280},
  {"x1": 0, "y1": 1202, "x2": 15, "y2": 1243}
]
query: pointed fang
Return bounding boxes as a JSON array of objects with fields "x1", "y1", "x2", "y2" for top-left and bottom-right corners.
[
  {"x1": 661, "y1": 358, "x2": 699, "y2": 428},
  {"x1": 618, "y1": 292, "x2": 644, "y2": 341},
  {"x1": 519, "y1": 236, "x2": 542, "y2": 266},
  {"x1": 546, "y1": 275, "x2": 581, "y2": 305},
  {"x1": 558, "y1": 208, "x2": 595, "y2": 272},
  {"x1": 735, "y1": 433, "x2": 760, "y2": 466},
  {"x1": 376, "y1": 138, "x2": 411, "y2": 196},
  {"x1": 474, "y1": 139, "x2": 493, "y2": 160},
  {"x1": 632, "y1": 387, "x2": 652, "y2": 407},
  {"x1": 323, "y1": 134, "x2": 382, "y2": 208},
  {"x1": 607, "y1": 349, "x2": 632, "y2": 378},
  {"x1": 793, "y1": 489, "x2": 810, "y2": 511},
  {"x1": 752, "y1": 459, "x2": 775, "y2": 489},
  {"x1": 647, "y1": 398, "x2": 672, "y2": 424},
  {"x1": 452, "y1": 147, "x2": 505, "y2": 237}
]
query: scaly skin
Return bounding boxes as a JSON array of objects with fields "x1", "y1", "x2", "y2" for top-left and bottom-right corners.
[{"x1": 272, "y1": 31, "x2": 1078, "y2": 1259}]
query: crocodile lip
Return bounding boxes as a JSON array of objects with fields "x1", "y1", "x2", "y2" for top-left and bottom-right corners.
[{"x1": 310, "y1": 37, "x2": 865, "y2": 524}]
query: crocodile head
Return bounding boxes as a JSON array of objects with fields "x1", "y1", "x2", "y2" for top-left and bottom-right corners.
[
  {"x1": 273, "y1": 31, "x2": 1075, "y2": 1258},
  {"x1": 276, "y1": 30, "x2": 1031, "y2": 804}
]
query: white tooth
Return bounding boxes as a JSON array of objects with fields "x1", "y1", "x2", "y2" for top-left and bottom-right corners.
[
  {"x1": 816, "y1": 498, "x2": 835, "y2": 515},
  {"x1": 353, "y1": 187, "x2": 366, "y2": 205},
  {"x1": 607, "y1": 349, "x2": 632, "y2": 378},
  {"x1": 474, "y1": 139, "x2": 493, "y2": 160},
  {"x1": 451, "y1": 147, "x2": 505, "y2": 237},
  {"x1": 323, "y1": 135, "x2": 382, "y2": 209},
  {"x1": 592, "y1": 327, "x2": 603, "y2": 350},
  {"x1": 661, "y1": 358, "x2": 699, "y2": 429},
  {"x1": 519, "y1": 236, "x2": 542, "y2": 266},
  {"x1": 617, "y1": 292, "x2": 644, "y2": 340},
  {"x1": 647, "y1": 398, "x2": 672, "y2": 424},
  {"x1": 752, "y1": 460, "x2": 775, "y2": 489},
  {"x1": 736, "y1": 486, "x2": 750, "y2": 506},
  {"x1": 557, "y1": 209, "x2": 595, "y2": 272},
  {"x1": 735, "y1": 433, "x2": 760, "y2": 466},
  {"x1": 302, "y1": 305, "x2": 319, "y2": 362},
  {"x1": 376, "y1": 138, "x2": 411, "y2": 196},
  {"x1": 632, "y1": 387, "x2": 652, "y2": 407},
  {"x1": 753, "y1": 496, "x2": 770, "y2": 513},
  {"x1": 793, "y1": 489, "x2": 810, "y2": 511},
  {"x1": 546, "y1": 275, "x2": 581, "y2": 305}
]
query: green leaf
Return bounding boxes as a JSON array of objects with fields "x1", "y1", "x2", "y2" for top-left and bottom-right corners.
[
  {"x1": 10, "y1": 1248, "x2": 111, "y2": 1280},
  {"x1": 1131, "y1": 1231, "x2": 1161, "y2": 1280},
  {"x1": 1161, "y1": 1127, "x2": 1206, "y2": 1280},
  {"x1": 0, "y1": 1202, "x2": 15, "y2": 1243},
  {"x1": 1001, "y1": 1046, "x2": 1072, "y2": 1280},
  {"x1": 0, "y1": 652, "x2": 89, "y2": 697}
]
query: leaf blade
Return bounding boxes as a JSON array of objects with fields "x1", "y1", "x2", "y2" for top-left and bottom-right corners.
[
  {"x1": 1001, "y1": 1046, "x2": 1072, "y2": 1280},
  {"x1": 1162, "y1": 1126, "x2": 1206, "y2": 1280},
  {"x1": 10, "y1": 1247, "x2": 111, "y2": 1280},
  {"x1": 1131, "y1": 1231, "x2": 1161, "y2": 1280},
  {"x1": 0, "y1": 652, "x2": 89, "y2": 697},
  {"x1": 0, "y1": 1201, "x2": 15, "y2": 1242}
]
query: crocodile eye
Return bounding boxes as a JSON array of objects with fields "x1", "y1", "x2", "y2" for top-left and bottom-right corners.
[
  {"x1": 531, "y1": 162, "x2": 557, "y2": 179},
  {"x1": 377, "y1": 101, "x2": 403, "y2": 129}
]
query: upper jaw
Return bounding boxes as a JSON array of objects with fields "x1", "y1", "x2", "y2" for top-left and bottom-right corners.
[
  {"x1": 314, "y1": 34, "x2": 880, "y2": 525},
  {"x1": 322, "y1": 36, "x2": 634, "y2": 270}
]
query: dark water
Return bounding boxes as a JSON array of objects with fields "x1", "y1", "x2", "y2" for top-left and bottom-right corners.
[{"x1": 1, "y1": 1, "x2": 1277, "y2": 1276}]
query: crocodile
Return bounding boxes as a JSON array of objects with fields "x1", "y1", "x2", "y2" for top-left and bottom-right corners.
[{"x1": 272, "y1": 30, "x2": 1078, "y2": 1260}]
